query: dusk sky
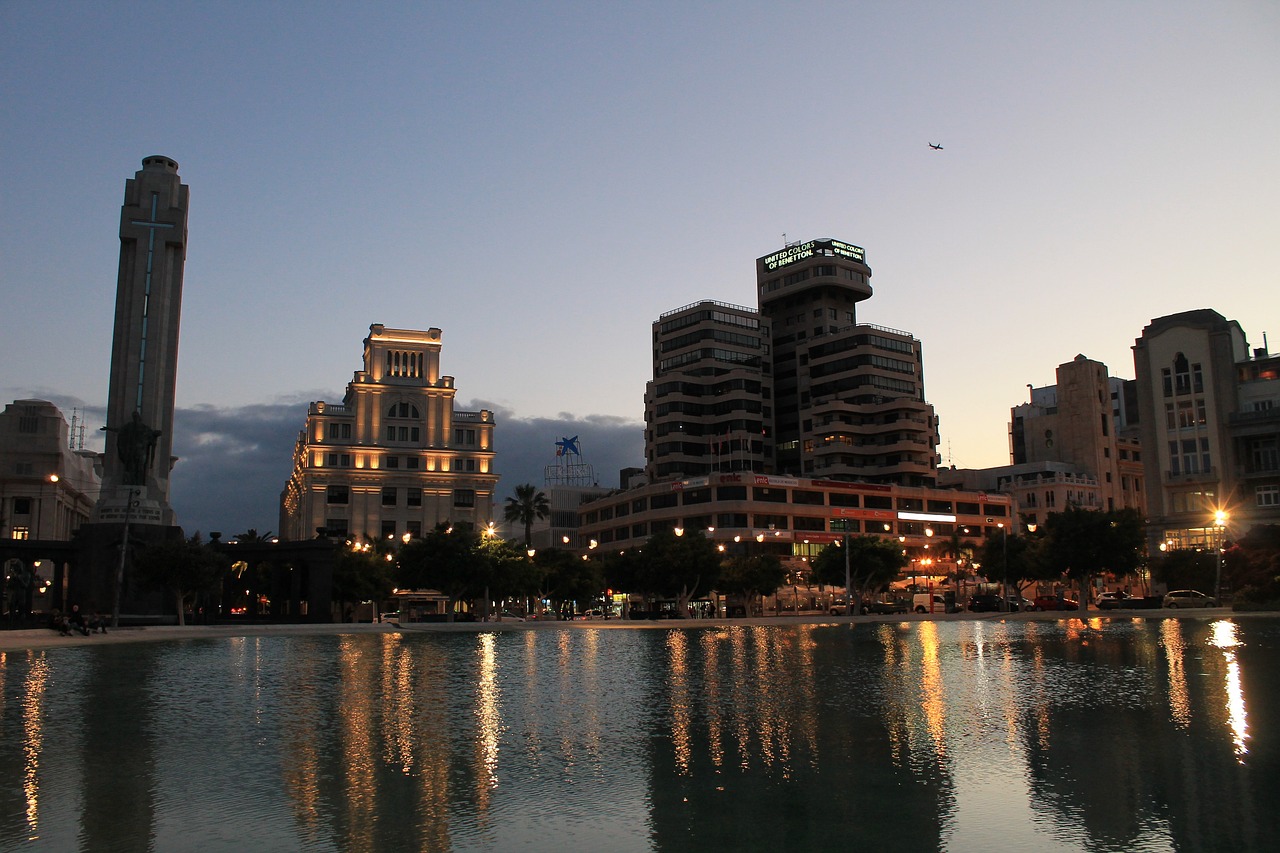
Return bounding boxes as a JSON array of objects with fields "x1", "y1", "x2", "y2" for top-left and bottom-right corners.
[{"x1": 3, "y1": 3, "x2": 1277, "y2": 537}]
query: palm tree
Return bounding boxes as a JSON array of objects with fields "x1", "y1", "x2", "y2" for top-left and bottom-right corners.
[{"x1": 504, "y1": 484, "x2": 550, "y2": 547}]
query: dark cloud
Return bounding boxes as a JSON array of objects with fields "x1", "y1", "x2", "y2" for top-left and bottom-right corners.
[{"x1": 168, "y1": 400, "x2": 643, "y2": 538}]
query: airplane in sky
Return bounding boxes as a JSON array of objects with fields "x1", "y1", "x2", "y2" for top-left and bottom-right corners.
[{"x1": 928, "y1": 142, "x2": 943, "y2": 150}]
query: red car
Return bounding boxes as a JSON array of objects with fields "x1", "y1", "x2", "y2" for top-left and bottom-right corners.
[{"x1": 1031, "y1": 595, "x2": 1079, "y2": 612}]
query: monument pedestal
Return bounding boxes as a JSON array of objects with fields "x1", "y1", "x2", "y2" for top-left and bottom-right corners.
[{"x1": 92, "y1": 485, "x2": 173, "y2": 527}]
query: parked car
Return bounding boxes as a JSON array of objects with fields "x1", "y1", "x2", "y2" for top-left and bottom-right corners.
[
  {"x1": 1031, "y1": 595, "x2": 1079, "y2": 612},
  {"x1": 861, "y1": 598, "x2": 910, "y2": 615},
  {"x1": 913, "y1": 592, "x2": 959, "y2": 614},
  {"x1": 829, "y1": 599, "x2": 848, "y2": 615},
  {"x1": 967, "y1": 594, "x2": 1004, "y2": 613},
  {"x1": 1007, "y1": 596, "x2": 1034, "y2": 612},
  {"x1": 486, "y1": 611, "x2": 526, "y2": 622},
  {"x1": 1096, "y1": 591, "x2": 1135, "y2": 610},
  {"x1": 1163, "y1": 589, "x2": 1216, "y2": 608}
]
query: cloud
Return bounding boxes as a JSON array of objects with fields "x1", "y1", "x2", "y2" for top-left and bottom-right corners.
[{"x1": 168, "y1": 400, "x2": 644, "y2": 538}]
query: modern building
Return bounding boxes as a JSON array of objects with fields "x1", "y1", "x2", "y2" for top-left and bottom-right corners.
[
  {"x1": 0, "y1": 400, "x2": 101, "y2": 541},
  {"x1": 279, "y1": 325, "x2": 499, "y2": 542},
  {"x1": 757, "y1": 239, "x2": 939, "y2": 485},
  {"x1": 576, "y1": 471, "x2": 1013, "y2": 576},
  {"x1": 1004, "y1": 354, "x2": 1146, "y2": 525},
  {"x1": 583, "y1": 239, "x2": 979, "y2": 577},
  {"x1": 1132, "y1": 309, "x2": 1280, "y2": 551},
  {"x1": 644, "y1": 300, "x2": 772, "y2": 480}
]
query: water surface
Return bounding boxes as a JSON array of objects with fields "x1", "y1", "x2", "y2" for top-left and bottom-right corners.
[{"x1": 2, "y1": 617, "x2": 1276, "y2": 852}]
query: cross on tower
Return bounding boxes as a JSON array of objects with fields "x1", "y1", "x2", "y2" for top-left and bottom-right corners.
[{"x1": 128, "y1": 192, "x2": 174, "y2": 412}]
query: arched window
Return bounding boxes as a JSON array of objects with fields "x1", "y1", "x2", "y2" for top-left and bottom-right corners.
[{"x1": 387, "y1": 402, "x2": 420, "y2": 419}]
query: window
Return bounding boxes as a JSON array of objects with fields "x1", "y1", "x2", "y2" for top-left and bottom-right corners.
[
  {"x1": 1252, "y1": 438, "x2": 1279, "y2": 472},
  {"x1": 830, "y1": 518, "x2": 859, "y2": 533},
  {"x1": 326, "y1": 486, "x2": 349, "y2": 505},
  {"x1": 10, "y1": 526, "x2": 30, "y2": 540},
  {"x1": 326, "y1": 453, "x2": 351, "y2": 467},
  {"x1": 407, "y1": 457, "x2": 420, "y2": 469},
  {"x1": 326, "y1": 422, "x2": 351, "y2": 440},
  {"x1": 1258, "y1": 485, "x2": 1280, "y2": 507},
  {"x1": 794, "y1": 516, "x2": 826, "y2": 531},
  {"x1": 388, "y1": 401, "x2": 420, "y2": 418},
  {"x1": 454, "y1": 428, "x2": 477, "y2": 445},
  {"x1": 829, "y1": 492, "x2": 859, "y2": 508},
  {"x1": 406, "y1": 488, "x2": 422, "y2": 507},
  {"x1": 453, "y1": 489, "x2": 475, "y2": 508},
  {"x1": 385, "y1": 456, "x2": 399, "y2": 469},
  {"x1": 381, "y1": 521, "x2": 397, "y2": 539},
  {"x1": 382, "y1": 487, "x2": 397, "y2": 507},
  {"x1": 325, "y1": 518, "x2": 348, "y2": 536},
  {"x1": 13, "y1": 497, "x2": 32, "y2": 515}
]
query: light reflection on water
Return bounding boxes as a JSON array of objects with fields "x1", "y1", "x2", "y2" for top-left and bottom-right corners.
[{"x1": 2, "y1": 618, "x2": 1278, "y2": 852}]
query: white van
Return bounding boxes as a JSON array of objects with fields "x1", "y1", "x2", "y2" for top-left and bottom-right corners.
[{"x1": 913, "y1": 592, "x2": 957, "y2": 614}]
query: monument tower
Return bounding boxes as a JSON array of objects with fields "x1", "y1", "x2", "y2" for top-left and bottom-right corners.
[{"x1": 94, "y1": 156, "x2": 189, "y2": 527}]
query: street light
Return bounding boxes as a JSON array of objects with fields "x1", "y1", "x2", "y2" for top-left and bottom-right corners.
[
  {"x1": 998, "y1": 522, "x2": 1008, "y2": 611},
  {"x1": 1214, "y1": 510, "x2": 1228, "y2": 604}
]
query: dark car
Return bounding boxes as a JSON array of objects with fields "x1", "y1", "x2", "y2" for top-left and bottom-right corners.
[
  {"x1": 1031, "y1": 595, "x2": 1079, "y2": 612},
  {"x1": 967, "y1": 594, "x2": 1005, "y2": 613},
  {"x1": 861, "y1": 598, "x2": 911, "y2": 615}
]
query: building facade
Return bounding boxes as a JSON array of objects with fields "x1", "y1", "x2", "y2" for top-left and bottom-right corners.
[
  {"x1": 644, "y1": 300, "x2": 772, "y2": 480},
  {"x1": 1132, "y1": 309, "x2": 1280, "y2": 550},
  {"x1": 757, "y1": 239, "x2": 939, "y2": 484},
  {"x1": 280, "y1": 325, "x2": 498, "y2": 542},
  {"x1": 0, "y1": 401, "x2": 101, "y2": 541},
  {"x1": 577, "y1": 472, "x2": 1013, "y2": 578},
  {"x1": 1007, "y1": 354, "x2": 1146, "y2": 525}
]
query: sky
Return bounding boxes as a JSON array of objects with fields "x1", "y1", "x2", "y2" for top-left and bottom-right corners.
[{"x1": 2, "y1": 2, "x2": 1277, "y2": 537}]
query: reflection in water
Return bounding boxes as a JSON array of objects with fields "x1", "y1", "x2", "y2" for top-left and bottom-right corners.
[
  {"x1": 1161, "y1": 619, "x2": 1192, "y2": 728},
  {"x1": 1209, "y1": 620, "x2": 1249, "y2": 760},
  {"x1": 1, "y1": 619, "x2": 1278, "y2": 852}
]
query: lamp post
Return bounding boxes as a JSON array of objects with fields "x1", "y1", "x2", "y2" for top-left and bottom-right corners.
[
  {"x1": 1213, "y1": 510, "x2": 1228, "y2": 605},
  {"x1": 842, "y1": 533, "x2": 851, "y2": 616},
  {"x1": 998, "y1": 522, "x2": 1008, "y2": 612}
]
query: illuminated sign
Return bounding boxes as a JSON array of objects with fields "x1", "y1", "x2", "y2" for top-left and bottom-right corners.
[
  {"x1": 896, "y1": 511, "x2": 957, "y2": 523},
  {"x1": 761, "y1": 239, "x2": 866, "y2": 271}
]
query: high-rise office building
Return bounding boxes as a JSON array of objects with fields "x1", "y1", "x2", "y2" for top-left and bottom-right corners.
[
  {"x1": 280, "y1": 325, "x2": 498, "y2": 541},
  {"x1": 757, "y1": 239, "x2": 939, "y2": 485},
  {"x1": 644, "y1": 300, "x2": 772, "y2": 480}
]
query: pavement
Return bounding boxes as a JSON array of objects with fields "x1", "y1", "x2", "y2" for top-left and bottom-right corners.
[{"x1": 1, "y1": 606, "x2": 1259, "y2": 652}]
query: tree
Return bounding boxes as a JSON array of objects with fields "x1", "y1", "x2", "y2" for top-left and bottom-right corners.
[
  {"x1": 132, "y1": 533, "x2": 225, "y2": 626},
  {"x1": 810, "y1": 536, "x2": 907, "y2": 610},
  {"x1": 631, "y1": 529, "x2": 721, "y2": 614},
  {"x1": 233, "y1": 528, "x2": 274, "y2": 544},
  {"x1": 1224, "y1": 524, "x2": 1280, "y2": 608},
  {"x1": 331, "y1": 540, "x2": 395, "y2": 621},
  {"x1": 395, "y1": 522, "x2": 492, "y2": 620},
  {"x1": 504, "y1": 484, "x2": 550, "y2": 547},
  {"x1": 717, "y1": 553, "x2": 786, "y2": 615},
  {"x1": 1042, "y1": 507, "x2": 1144, "y2": 608},
  {"x1": 977, "y1": 530, "x2": 1048, "y2": 596}
]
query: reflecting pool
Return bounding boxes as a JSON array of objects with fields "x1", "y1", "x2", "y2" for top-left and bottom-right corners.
[{"x1": 2, "y1": 617, "x2": 1278, "y2": 852}]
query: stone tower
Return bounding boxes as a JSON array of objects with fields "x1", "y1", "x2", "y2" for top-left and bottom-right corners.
[{"x1": 94, "y1": 156, "x2": 189, "y2": 527}]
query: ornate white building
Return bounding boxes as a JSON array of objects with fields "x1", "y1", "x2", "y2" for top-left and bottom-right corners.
[{"x1": 279, "y1": 325, "x2": 498, "y2": 542}]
